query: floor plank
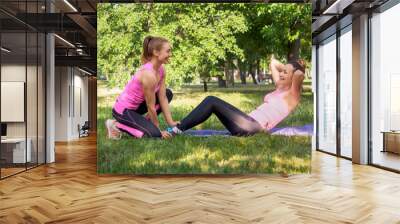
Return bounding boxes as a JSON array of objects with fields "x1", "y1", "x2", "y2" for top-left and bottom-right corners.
[{"x1": 1, "y1": 134, "x2": 399, "y2": 223}]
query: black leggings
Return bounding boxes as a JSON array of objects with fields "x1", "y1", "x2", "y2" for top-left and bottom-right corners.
[
  {"x1": 177, "y1": 96, "x2": 263, "y2": 136},
  {"x1": 112, "y1": 89, "x2": 173, "y2": 138}
]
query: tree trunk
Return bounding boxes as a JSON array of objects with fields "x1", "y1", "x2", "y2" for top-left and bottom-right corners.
[
  {"x1": 104, "y1": 72, "x2": 109, "y2": 81},
  {"x1": 217, "y1": 76, "x2": 226, "y2": 88},
  {"x1": 256, "y1": 59, "x2": 261, "y2": 83},
  {"x1": 230, "y1": 68, "x2": 235, "y2": 87},
  {"x1": 238, "y1": 61, "x2": 246, "y2": 84},
  {"x1": 203, "y1": 80, "x2": 208, "y2": 92},
  {"x1": 240, "y1": 71, "x2": 246, "y2": 84},
  {"x1": 233, "y1": 59, "x2": 241, "y2": 85},
  {"x1": 224, "y1": 61, "x2": 229, "y2": 86},
  {"x1": 287, "y1": 37, "x2": 301, "y2": 61},
  {"x1": 249, "y1": 63, "x2": 257, "y2": 84},
  {"x1": 144, "y1": 3, "x2": 153, "y2": 32},
  {"x1": 224, "y1": 61, "x2": 235, "y2": 87}
]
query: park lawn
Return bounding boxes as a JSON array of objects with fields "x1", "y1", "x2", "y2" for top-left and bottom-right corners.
[{"x1": 97, "y1": 81, "x2": 313, "y2": 174}]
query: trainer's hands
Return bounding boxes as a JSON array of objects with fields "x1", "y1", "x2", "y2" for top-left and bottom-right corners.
[
  {"x1": 161, "y1": 131, "x2": 172, "y2": 139},
  {"x1": 168, "y1": 121, "x2": 180, "y2": 127}
]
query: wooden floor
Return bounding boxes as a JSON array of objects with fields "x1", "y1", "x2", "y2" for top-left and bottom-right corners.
[
  {"x1": 1, "y1": 135, "x2": 400, "y2": 224},
  {"x1": 1, "y1": 167, "x2": 26, "y2": 178},
  {"x1": 1, "y1": 163, "x2": 45, "y2": 178},
  {"x1": 373, "y1": 151, "x2": 400, "y2": 171}
]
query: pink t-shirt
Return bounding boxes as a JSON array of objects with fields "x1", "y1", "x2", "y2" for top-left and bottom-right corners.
[
  {"x1": 113, "y1": 62, "x2": 165, "y2": 115},
  {"x1": 248, "y1": 89, "x2": 292, "y2": 131}
]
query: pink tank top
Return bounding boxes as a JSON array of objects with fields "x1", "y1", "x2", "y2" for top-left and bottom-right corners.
[
  {"x1": 113, "y1": 62, "x2": 165, "y2": 114},
  {"x1": 248, "y1": 89, "x2": 292, "y2": 131}
]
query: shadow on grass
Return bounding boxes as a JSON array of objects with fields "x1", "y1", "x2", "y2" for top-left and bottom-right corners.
[{"x1": 98, "y1": 128, "x2": 311, "y2": 174}]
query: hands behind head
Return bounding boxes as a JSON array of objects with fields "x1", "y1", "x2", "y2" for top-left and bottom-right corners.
[
  {"x1": 296, "y1": 59, "x2": 305, "y2": 68},
  {"x1": 293, "y1": 69, "x2": 304, "y2": 76}
]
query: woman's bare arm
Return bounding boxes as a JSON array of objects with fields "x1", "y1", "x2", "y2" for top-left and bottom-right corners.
[
  {"x1": 158, "y1": 81, "x2": 175, "y2": 126},
  {"x1": 140, "y1": 70, "x2": 159, "y2": 128},
  {"x1": 290, "y1": 70, "x2": 305, "y2": 98},
  {"x1": 269, "y1": 56, "x2": 285, "y2": 86}
]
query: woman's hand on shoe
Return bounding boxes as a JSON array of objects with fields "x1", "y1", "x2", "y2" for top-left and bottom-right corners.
[
  {"x1": 168, "y1": 121, "x2": 180, "y2": 127},
  {"x1": 161, "y1": 131, "x2": 172, "y2": 139}
]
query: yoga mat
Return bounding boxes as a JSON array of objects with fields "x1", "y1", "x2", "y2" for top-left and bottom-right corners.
[
  {"x1": 183, "y1": 124, "x2": 314, "y2": 137},
  {"x1": 269, "y1": 124, "x2": 314, "y2": 136}
]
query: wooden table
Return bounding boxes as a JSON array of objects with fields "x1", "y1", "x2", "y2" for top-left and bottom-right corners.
[{"x1": 381, "y1": 131, "x2": 400, "y2": 154}]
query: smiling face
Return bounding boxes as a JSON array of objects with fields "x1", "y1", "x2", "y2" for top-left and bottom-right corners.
[
  {"x1": 278, "y1": 64, "x2": 295, "y2": 88},
  {"x1": 153, "y1": 42, "x2": 172, "y2": 64}
]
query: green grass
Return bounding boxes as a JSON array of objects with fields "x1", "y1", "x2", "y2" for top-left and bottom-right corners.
[{"x1": 97, "y1": 82, "x2": 313, "y2": 174}]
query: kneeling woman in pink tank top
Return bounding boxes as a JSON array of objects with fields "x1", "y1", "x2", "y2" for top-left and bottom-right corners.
[
  {"x1": 106, "y1": 36, "x2": 178, "y2": 139},
  {"x1": 170, "y1": 57, "x2": 306, "y2": 136}
]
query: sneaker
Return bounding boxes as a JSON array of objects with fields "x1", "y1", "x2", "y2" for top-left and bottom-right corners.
[
  {"x1": 105, "y1": 119, "x2": 121, "y2": 140},
  {"x1": 166, "y1": 127, "x2": 174, "y2": 134},
  {"x1": 167, "y1": 126, "x2": 183, "y2": 135}
]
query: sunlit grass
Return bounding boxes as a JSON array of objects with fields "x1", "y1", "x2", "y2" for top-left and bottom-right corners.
[{"x1": 97, "y1": 81, "x2": 313, "y2": 174}]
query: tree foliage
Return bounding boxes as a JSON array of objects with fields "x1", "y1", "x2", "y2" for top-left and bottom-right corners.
[{"x1": 97, "y1": 3, "x2": 311, "y2": 88}]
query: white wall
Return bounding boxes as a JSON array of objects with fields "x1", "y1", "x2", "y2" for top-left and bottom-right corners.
[
  {"x1": 1, "y1": 62, "x2": 46, "y2": 164},
  {"x1": 70, "y1": 71, "x2": 89, "y2": 139},
  {"x1": 54, "y1": 66, "x2": 69, "y2": 141},
  {"x1": 75, "y1": 72, "x2": 89, "y2": 128},
  {"x1": 1, "y1": 64, "x2": 26, "y2": 139},
  {"x1": 54, "y1": 67, "x2": 89, "y2": 141}
]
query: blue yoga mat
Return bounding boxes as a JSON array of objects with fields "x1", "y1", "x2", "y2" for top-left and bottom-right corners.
[{"x1": 183, "y1": 124, "x2": 314, "y2": 137}]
